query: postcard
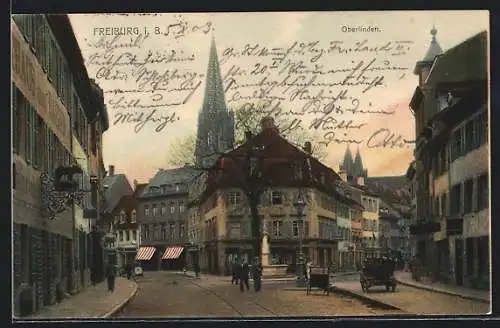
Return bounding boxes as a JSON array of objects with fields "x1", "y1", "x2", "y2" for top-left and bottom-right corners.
[{"x1": 11, "y1": 11, "x2": 490, "y2": 319}]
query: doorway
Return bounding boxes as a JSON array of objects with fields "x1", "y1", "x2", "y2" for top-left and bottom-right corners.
[{"x1": 455, "y1": 239, "x2": 464, "y2": 286}]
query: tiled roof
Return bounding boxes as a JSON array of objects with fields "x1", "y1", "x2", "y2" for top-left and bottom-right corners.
[
  {"x1": 102, "y1": 174, "x2": 133, "y2": 212},
  {"x1": 426, "y1": 31, "x2": 487, "y2": 85},
  {"x1": 141, "y1": 166, "x2": 199, "y2": 197}
]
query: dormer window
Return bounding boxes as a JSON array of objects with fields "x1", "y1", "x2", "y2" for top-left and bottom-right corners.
[
  {"x1": 175, "y1": 183, "x2": 182, "y2": 192},
  {"x1": 130, "y1": 210, "x2": 136, "y2": 223},
  {"x1": 271, "y1": 191, "x2": 282, "y2": 205},
  {"x1": 119, "y1": 211, "x2": 126, "y2": 224},
  {"x1": 150, "y1": 186, "x2": 161, "y2": 195}
]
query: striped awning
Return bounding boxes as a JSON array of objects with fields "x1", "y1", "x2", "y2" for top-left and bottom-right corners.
[
  {"x1": 135, "y1": 247, "x2": 156, "y2": 261},
  {"x1": 162, "y1": 246, "x2": 184, "y2": 260}
]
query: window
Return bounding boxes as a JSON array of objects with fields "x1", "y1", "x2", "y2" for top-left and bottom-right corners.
[
  {"x1": 292, "y1": 221, "x2": 299, "y2": 237},
  {"x1": 464, "y1": 179, "x2": 473, "y2": 214},
  {"x1": 272, "y1": 220, "x2": 282, "y2": 237},
  {"x1": 175, "y1": 183, "x2": 182, "y2": 192},
  {"x1": 161, "y1": 203, "x2": 166, "y2": 215},
  {"x1": 229, "y1": 191, "x2": 241, "y2": 205},
  {"x1": 170, "y1": 202, "x2": 175, "y2": 213},
  {"x1": 441, "y1": 193, "x2": 447, "y2": 216},
  {"x1": 152, "y1": 204, "x2": 158, "y2": 216},
  {"x1": 465, "y1": 119, "x2": 475, "y2": 153},
  {"x1": 179, "y1": 201, "x2": 185, "y2": 213},
  {"x1": 123, "y1": 230, "x2": 128, "y2": 241},
  {"x1": 119, "y1": 211, "x2": 126, "y2": 224},
  {"x1": 144, "y1": 205, "x2": 150, "y2": 217},
  {"x1": 450, "y1": 184, "x2": 462, "y2": 216},
  {"x1": 271, "y1": 191, "x2": 282, "y2": 205},
  {"x1": 130, "y1": 210, "x2": 136, "y2": 223},
  {"x1": 161, "y1": 224, "x2": 167, "y2": 240},
  {"x1": 477, "y1": 174, "x2": 488, "y2": 211},
  {"x1": 451, "y1": 128, "x2": 464, "y2": 160},
  {"x1": 180, "y1": 223, "x2": 185, "y2": 239},
  {"x1": 229, "y1": 222, "x2": 241, "y2": 238},
  {"x1": 132, "y1": 230, "x2": 137, "y2": 241},
  {"x1": 169, "y1": 223, "x2": 175, "y2": 239}
]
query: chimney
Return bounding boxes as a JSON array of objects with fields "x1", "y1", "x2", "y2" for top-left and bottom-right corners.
[
  {"x1": 303, "y1": 141, "x2": 312, "y2": 155},
  {"x1": 356, "y1": 176, "x2": 365, "y2": 186},
  {"x1": 244, "y1": 131, "x2": 253, "y2": 142},
  {"x1": 260, "y1": 116, "x2": 279, "y2": 133},
  {"x1": 108, "y1": 165, "x2": 115, "y2": 176}
]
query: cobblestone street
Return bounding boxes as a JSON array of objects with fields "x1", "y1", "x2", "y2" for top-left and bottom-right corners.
[{"x1": 114, "y1": 272, "x2": 400, "y2": 317}]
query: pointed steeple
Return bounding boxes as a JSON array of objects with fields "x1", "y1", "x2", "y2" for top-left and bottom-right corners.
[
  {"x1": 194, "y1": 36, "x2": 235, "y2": 167},
  {"x1": 201, "y1": 36, "x2": 228, "y2": 113},
  {"x1": 422, "y1": 26, "x2": 443, "y2": 62},
  {"x1": 353, "y1": 147, "x2": 365, "y2": 179},
  {"x1": 342, "y1": 145, "x2": 354, "y2": 178},
  {"x1": 414, "y1": 26, "x2": 444, "y2": 85}
]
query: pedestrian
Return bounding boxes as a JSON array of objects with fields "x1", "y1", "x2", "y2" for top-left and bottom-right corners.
[
  {"x1": 252, "y1": 258, "x2": 263, "y2": 292},
  {"x1": 194, "y1": 262, "x2": 200, "y2": 278},
  {"x1": 126, "y1": 262, "x2": 132, "y2": 280},
  {"x1": 231, "y1": 261, "x2": 241, "y2": 285},
  {"x1": 106, "y1": 263, "x2": 116, "y2": 293},
  {"x1": 239, "y1": 260, "x2": 250, "y2": 292}
]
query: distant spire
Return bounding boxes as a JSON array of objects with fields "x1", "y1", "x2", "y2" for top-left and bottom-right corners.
[
  {"x1": 353, "y1": 148, "x2": 365, "y2": 179},
  {"x1": 201, "y1": 36, "x2": 227, "y2": 113},
  {"x1": 342, "y1": 145, "x2": 354, "y2": 177},
  {"x1": 423, "y1": 25, "x2": 443, "y2": 62}
]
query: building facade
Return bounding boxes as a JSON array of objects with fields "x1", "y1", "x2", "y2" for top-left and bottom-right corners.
[
  {"x1": 101, "y1": 166, "x2": 134, "y2": 265},
  {"x1": 190, "y1": 118, "x2": 363, "y2": 275},
  {"x1": 136, "y1": 167, "x2": 197, "y2": 271},
  {"x1": 409, "y1": 29, "x2": 489, "y2": 289},
  {"x1": 109, "y1": 181, "x2": 147, "y2": 269},
  {"x1": 12, "y1": 14, "x2": 107, "y2": 317}
]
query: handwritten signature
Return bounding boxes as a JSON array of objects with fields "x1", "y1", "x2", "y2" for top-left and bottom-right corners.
[{"x1": 113, "y1": 109, "x2": 180, "y2": 133}]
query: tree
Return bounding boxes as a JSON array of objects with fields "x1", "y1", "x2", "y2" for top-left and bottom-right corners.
[{"x1": 165, "y1": 103, "x2": 327, "y2": 167}]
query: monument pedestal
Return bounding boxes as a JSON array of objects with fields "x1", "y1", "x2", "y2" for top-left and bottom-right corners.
[{"x1": 261, "y1": 234, "x2": 289, "y2": 278}]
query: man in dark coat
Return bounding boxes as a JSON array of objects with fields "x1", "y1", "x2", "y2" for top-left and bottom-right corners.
[
  {"x1": 252, "y1": 258, "x2": 263, "y2": 292},
  {"x1": 231, "y1": 261, "x2": 241, "y2": 285},
  {"x1": 239, "y1": 261, "x2": 250, "y2": 292},
  {"x1": 106, "y1": 263, "x2": 116, "y2": 293}
]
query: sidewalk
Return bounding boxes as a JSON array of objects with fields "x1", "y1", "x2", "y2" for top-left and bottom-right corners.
[
  {"x1": 20, "y1": 278, "x2": 138, "y2": 320},
  {"x1": 394, "y1": 271, "x2": 490, "y2": 304}
]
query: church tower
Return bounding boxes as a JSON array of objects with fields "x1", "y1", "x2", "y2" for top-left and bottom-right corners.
[
  {"x1": 341, "y1": 146, "x2": 367, "y2": 182},
  {"x1": 194, "y1": 36, "x2": 235, "y2": 167},
  {"x1": 341, "y1": 146, "x2": 354, "y2": 181},
  {"x1": 414, "y1": 26, "x2": 443, "y2": 86}
]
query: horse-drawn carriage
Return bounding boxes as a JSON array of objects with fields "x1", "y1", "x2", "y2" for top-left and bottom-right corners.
[{"x1": 360, "y1": 257, "x2": 397, "y2": 293}]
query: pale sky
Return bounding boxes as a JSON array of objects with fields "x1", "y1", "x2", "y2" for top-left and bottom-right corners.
[{"x1": 68, "y1": 11, "x2": 489, "y2": 184}]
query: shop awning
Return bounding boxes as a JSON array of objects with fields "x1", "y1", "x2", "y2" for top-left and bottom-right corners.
[
  {"x1": 135, "y1": 247, "x2": 156, "y2": 261},
  {"x1": 162, "y1": 246, "x2": 184, "y2": 260}
]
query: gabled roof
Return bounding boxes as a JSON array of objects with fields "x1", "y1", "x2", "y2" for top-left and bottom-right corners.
[
  {"x1": 196, "y1": 124, "x2": 363, "y2": 207},
  {"x1": 425, "y1": 31, "x2": 487, "y2": 86},
  {"x1": 102, "y1": 174, "x2": 133, "y2": 212}
]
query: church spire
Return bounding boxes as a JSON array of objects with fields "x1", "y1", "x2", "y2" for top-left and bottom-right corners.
[
  {"x1": 353, "y1": 147, "x2": 365, "y2": 179},
  {"x1": 342, "y1": 145, "x2": 354, "y2": 179},
  {"x1": 201, "y1": 36, "x2": 228, "y2": 114},
  {"x1": 194, "y1": 36, "x2": 235, "y2": 167}
]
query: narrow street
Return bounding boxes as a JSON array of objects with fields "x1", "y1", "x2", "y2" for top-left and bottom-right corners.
[{"x1": 114, "y1": 271, "x2": 400, "y2": 317}]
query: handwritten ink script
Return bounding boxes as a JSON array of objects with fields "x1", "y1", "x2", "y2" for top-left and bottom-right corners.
[
  {"x1": 220, "y1": 39, "x2": 416, "y2": 149},
  {"x1": 82, "y1": 14, "x2": 415, "y2": 147},
  {"x1": 83, "y1": 14, "x2": 212, "y2": 133}
]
